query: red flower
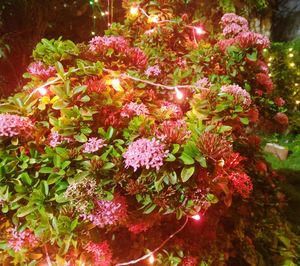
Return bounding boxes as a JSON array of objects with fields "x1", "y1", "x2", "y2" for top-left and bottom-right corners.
[
  {"x1": 274, "y1": 97, "x2": 285, "y2": 107},
  {"x1": 247, "y1": 108, "x2": 259, "y2": 123},
  {"x1": 182, "y1": 256, "x2": 198, "y2": 266},
  {"x1": 84, "y1": 241, "x2": 112, "y2": 266},
  {"x1": 256, "y1": 73, "x2": 273, "y2": 93},
  {"x1": 256, "y1": 160, "x2": 268, "y2": 172},
  {"x1": 229, "y1": 172, "x2": 253, "y2": 198},
  {"x1": 274, "y1": 112, "x2": 289, "y2": 126}
]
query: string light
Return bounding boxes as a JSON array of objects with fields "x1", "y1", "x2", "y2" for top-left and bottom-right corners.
[
  {"x1": 288, "y1": 53, "x2": 294, "y2": 58},
  {"x1": 289, "y1": 48, "x2": 293, "y2": 52},
  {"x1": 130, "y1": 6, "x2": 139, "y2": 16},
  {"x1": 267, "y1": 63, "x2": 271, "y2": 67},
  {"x1": 101, "y1": 11, "x2": 105, "y2": 16},
  {"x1": 91, "y1": 31, "x2": 95, "y2": 35},
  {"x1": 105, "y1": 10, "x2": 109, "y2": 15},
  {"x1": 175, "y1": 87, "x2": 184, "y2": 99},
  {"x1": 38, "y1": 87, "x2": 48, "y2": 96},
  {"x1": 194, "y1": 26, "x2": 205, "y2": 35},
  {"x1": 290, "y1": 62, "x2": 295, "y2": 67},
  {"x1": 191, "y1": 214, "x2": 201, "y2": 221},
  {"x1": 93, "y1": 15, "x2": 97, "y2": 19},
  {"x1": 295, "y1": 83, "x2": 299, "y2": 86},
  {"x1": 296, "y1": 100, "x2": 300, "y2": 105},
  {"x1": 148, "y1": 255, "x2": 155, "y2": 264}
]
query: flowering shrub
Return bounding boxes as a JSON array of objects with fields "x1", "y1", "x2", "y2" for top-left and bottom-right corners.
[{"x1": 0, "y1": 1, "x2": 297, "y2": 265}]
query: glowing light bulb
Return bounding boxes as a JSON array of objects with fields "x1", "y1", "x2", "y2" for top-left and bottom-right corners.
[
  {"x1": 38, "y1": 87, "x2": 47, "y2": 95},
  {"x1": 295, "y1": 83, "x2": 299, "y2": 86},
  {"x1": 191, "y1": 214, "x2": 201, "y2": 221},
  {"x1": 290, "y1": 62, "x2": 295, "y2": 67},
  {"x1": 194, "y1": 27, "x2": 205, "y2": 35},
  {"x1": 105, "y1": 11, "x2": 109, "y2": 15},
  {"x1": 148, "y1": 15, "x2": 159, "y2": 23},
  {"x1": 91, "y1": 31, "x2": 95, "y2": 35},
  {"x1": 263, "y1": 48, "x2": 268, "y2": 53},
  {"x1": 289, "y1": 48, "x2": 293, "y2": 52},
  {"x1": 94, "y1": 0, "x2": 98, "y2": 2},
  {"x1": 130, "y1": 6, "x2": 139, "y2": 16},
  {"x1": 101, "y1": 11, "x2": 105, "y2": 16},
  {"x1": 175, "y1": 87, "x2": 183, "y2": 100},
  {"x1": 267, "y1": 63, "x2": 271, "y2": 67},
  {"x1": 111, "y1": 78, "x2": 120, "y2": 87},
  {"x1": 268, "y1": 57, "x2": 273, "y2": 61},
  {"x1": 108, "y1": 23, "x2": 111, "y2": 27},
  {"x1": 296, "y1": 100, "x2": 300, "y2": 105},
  {"x1": 148, "y1": 254, "x2": 155, "y2": 264},
  {"x1": 93, "y1": 15, "x2": 97, "y2": 19},
  {"x1": 288, "y1": 53, "x2": 294, "y2": 58}
]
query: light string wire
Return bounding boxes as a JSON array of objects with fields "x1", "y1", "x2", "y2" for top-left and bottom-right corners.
[
  {"x1": 19, "y1": 64, "x2": 199, "y2": 105},
  {"x1": 115, "y1": 216, "x2": 189, "y2": 266}
]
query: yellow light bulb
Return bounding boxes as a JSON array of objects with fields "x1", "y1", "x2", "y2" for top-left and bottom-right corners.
[
  {"x1": 191, "y1": 214, "x2": 201, "y2": 221},
  {"x1": 194, "y1": 26, "x2": 205, "y2": 35},
  {"x1": 267, "y1": 63, "x2": 271, "y2": 67},
  {"x1": 295, "y1": 83, "x2": 299, "y2": 86},
  {"x1": 130, "y1": 6, "x2": 139, "y2": 16},
  {"x1": 288, "y1": 53, "x2": 294, "y2": 58},
  {"x1": 91, "y1": 31, "x2": 95, "y2": 35},
  {"x1": 175, "y1": 87, "x2": 183, "y2": 100},
  {"x1": 148, "y1": 254, "x2": 155, "y2": 264},
  {"x1": 38, "y1": 87, "x2": 47, "y2": 95},
  {"x1": 289, "y1": 48, "x2": 293, "y2": 52},
  {"x1": 290, "y1": 62, "x2": 295, "y2": 67}
]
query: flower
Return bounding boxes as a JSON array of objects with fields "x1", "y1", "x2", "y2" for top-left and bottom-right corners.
[
  {"x1": 0, "y1": 114, "x2": 33, "y2": 138},
  {"x1": 27, "y1": 61, "x2": 56, "y2": 80},
  {"x1": 82, "y1": 137, "x2": 106, "y2": 153},
  {"x1": 247, "y1": 108, "x2": 259, "y2": 123},
  {"x1": 220, "y1": 13, "x2": 249, "y2": 30},
  {"x1": 86, "y1": 76, "x2": 106, "y2": 93},
  {"x1": 123, "y1": 138, "x2": 169, "y2": 171},
  {"x1": 84, "y1": 241, "x2": 112, "y2": 266},
  {"x1": 129, "y1": 47, "x2": 148, "y2": 69},
  {"x1": 217, "y1": 38, "x2": 236, "y2": 52},
  {"x1": 159, "y1": 101, "x2": 183, "y2": 119},
  {"x1": 89, "y1": 36, "x2": 129, "y2": 54},
  {"x1": 274, "y1": 112, "x2": 289, "y2": 126},
  {"x1": 256, "y1": 73, "x2": 273, "y2": 93},
  {"x1": 64, "y1": 177, "x2": 97, "y2": 213},
  {"x1": 81, "y1": 194, "x2": 127, "y2": 227},
  {"x1": 128, "y1": 221, "x2": 150, "y2": 234},
  {"x1": 195, "y1": 78, "x2": 211, "y2": 89},
  {"x1": 220, "y1": 84, "x2": 252, "y2": 108},
  {"x1": 274, "y1": 97, "x2": 285, "y2": 107},
  {"x1": 197, "y1": 132, "x2": 232, "y2": 162},
  {"x1": 48, "y1": 130, "x2": 73, "y2": 147},
  {"x1": 145, "y1": 65, "x2": 161, "y2": 77},
  {"x1": 182, "y1": 256, "x2": 198, "y2": 266},
  {"x1": 7, "y1": 228, "x2": 38, "y2": 252},
  {"x1": 223, "y1": 22, "x2": 248, "y2": 37},
  {"x1": 228, "y1": 172, "x2": 253, "y2": 198},
  {"x1": 120, "y1": 102, "x2": 149, "y2": 118},
  {"x1": 236, "y1": 32, "x2": 270, "y2": 50},
  {"x1": 156, "y1": 120, "x2": 191, "y2": 144}
]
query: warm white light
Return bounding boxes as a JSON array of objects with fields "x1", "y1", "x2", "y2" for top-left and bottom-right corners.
[
  {"x1": 101, "y1": 11, "x2": 105, "y2": 16},
  {"x1": 290, "y1": 62, "x2": 295, "y2": 67},
  {"x1": 93, "y1": 15, "x2": 97, "y2": 19},
  {"x1": 288, "y1": 53, "x2": 294, "y2": 58},
  {"x1": 105, "y1": 11, "x2": 109, "y2": 15},
  {"x1": 130, "y1": 6, "x2": 139, "y2": 16},
  {"x1": 175, "y1": 87, "x2": 183, "y2": 100},
  {"x1": 295, "y1": 83, "x2": 299, "y2": 86},
  {"x1": 108, "y1": 23, "x2": 111, "y2": 27},
  {"x1": 194, "y1": 27, "x2": 205, "y2": 35},
  {"x1": 38, "y1": 87, "x2": 47, "y2": 95},
  {"x1": 289, "y1": 48, "x2": 293, "y2": 52},
  {"x1": 263, "y1": 48, "x2": 268, "y2": 53},
  {"x1": 296, "y1": 100, "x2": 300, "y2": 105},
  {"x1": 91, "y1": 31, "x2": 95, "y2": 35},
  {"x1": 191, "y1": 214, "x2": 201, "y2": 221},
  {"x1": 94, "y1": 0, "x2": 98, "y2": 2},
  {"x1": 268, "y1": 57, "x2": 273, "y2": 61},
  {"x1": 148, "y1": 15, "x2": 159, "y2": 23},
  {"x1": 111, "y1": 78, "x2": 120, "y2": 87},
  {"x1": 148, "y1": 254, "x2": 155, "y2": 264},
  {"x1": 267, "y1": 63, "x2": 271, "y2": 67}
]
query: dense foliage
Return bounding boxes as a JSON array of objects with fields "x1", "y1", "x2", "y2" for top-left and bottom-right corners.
[{"x1": 0, "y1": 1, "x2": 299, "y2": 265}]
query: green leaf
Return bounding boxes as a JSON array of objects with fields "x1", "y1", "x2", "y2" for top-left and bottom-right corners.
[
  {"x1": 181, "y1": 166, "x2": 195, "y2": 182},
  {"x1": 39, "y1": 167, "x2": 53, "y2": 174},
  {"x1": 80, "y1": 95, "x2": 90, "y2": 102},
  {"x1": 74, "y1": 133, "x2": 87, "y2": 143},
  {"x1": 240, "y1": 117, "x2": 249, "y2": 125},
  {"x1": 17, "y1": 205, "x2": 38, "y2": 217},
  {"x1": 206, "y1": 193, "x2": 219, "y2": 204},
  {"x1": 41, "y1": 180, "x2": 49, "y2": 196},
  {"x1": 73, "y1": 85, "x2": 87, "y2": 95},
  {"x1": 19, "y1": 172, "x2": 32, "y2": 186},
  {"x1": 246, "y1": 51, "x2": 257, "y2": 61},
  {"x1": 143, "y1": 204, "x2": 156, "y2": 214},
  {"x1": 179, "y1": 153, "x2": 194, "y2": 165}
]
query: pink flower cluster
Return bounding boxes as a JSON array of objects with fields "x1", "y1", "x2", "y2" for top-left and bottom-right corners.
[
  {"x1": 229, "y1": 172, "x2": 253, "y2": 198},
  {"x1": 121, "y1": 102, "x2": 149, "y2": 118},
  {"x1": 48, "y1": 131, "x2": 73, "y2": 147},
  {"x1": 274, "y1": 97, "x2": 285, "y2": 107},
  {"x1": 195, "y1": 77, "x2": 211, "y2": 90},
  {"x1": 220, "y1": 84, "x2": 252, "y2": 108},
  {"x1": 82, "y1": 194, "x2": 127, "y2": 227},
  {"x1": 7, "y1": 228, "x2": 38, "y2": 252},
  {"x1": 156, "y1": 120, "x2": 191, "y2": 144},
  {"x1": 27, "y1": 61, "x2": 56, "y2": 81},
  {"x1": 82, "y1": 137, "x2": 106, "y2": 153},
  {"x1": 182, "y1": 256, "x2": 198, "y2": 266},
  {"x1": 89, "y1": 36, "x2": 147, "y2": 69},
  {"x1": 123, "y1": 138, "x2": 169, "y2": 171},
  {"x1": 145, "y1": 65, "x2": 161, "y2": 77},
  {"x1": 256, "y1": 73, "x2": 273, "y2": 93},
  {"x1": 218, "y1": 13, "x2": 270, "y2": 51},
  {"x1": 220, "y1": 13, "x2": 249, "y2": 37},
  {"x1": 0, "y1": 114, "x2": 33, "y2": 138},
  {"x1": 159, "y1": 101, "x2": 183, "y2": 119},
  {"x1": 84, "y1": 241, "x2": 112, "y2": 266}
]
